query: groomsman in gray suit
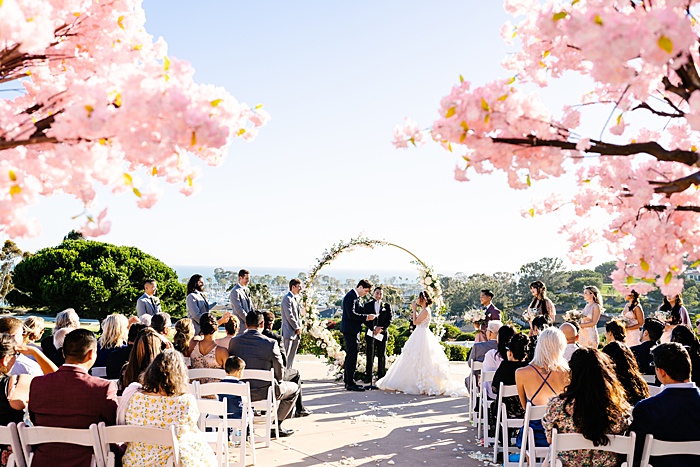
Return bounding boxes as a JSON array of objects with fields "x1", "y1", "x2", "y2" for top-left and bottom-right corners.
[
  {"x1": 136, "y1": 278, "x2": 161, "y2": 317},
  {"x1": 230, "y1": 269, "x2": 253, "y2": 336},
  {"x1": 281, "y1": 278, "x2": 303, "y2": 369}
]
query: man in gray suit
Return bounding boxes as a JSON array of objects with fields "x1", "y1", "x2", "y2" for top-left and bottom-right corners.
[
  {"x1": 229, "y1": 311, "x2": 299, "y2": 437},
  {"x1": 229, "y1": 269, "x2": 253, "y2": 336},
  {"x1": 136, "y1": 278, "x2": 161, "y2": 317},
  {"x1": 281, "y1": 278, "x2": 303, "y2": 369}
]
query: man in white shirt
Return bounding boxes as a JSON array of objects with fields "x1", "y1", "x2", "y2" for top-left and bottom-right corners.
[{"x1": 560, "y1": 322, "x2": 580, "y2": 362}]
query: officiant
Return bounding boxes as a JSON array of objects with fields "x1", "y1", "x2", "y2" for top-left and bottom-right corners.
[{"x1": 362, "y1": 286, "x2": 393, "y2": 384}]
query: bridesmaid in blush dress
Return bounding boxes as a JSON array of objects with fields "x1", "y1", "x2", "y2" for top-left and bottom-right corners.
[{"x1": 579, "y1": 286, "x2": 602, "y2": 349}]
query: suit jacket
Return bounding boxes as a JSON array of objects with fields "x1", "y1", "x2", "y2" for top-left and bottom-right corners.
[
  {"x1": 479, "y1": 303, "x2": 501, "y2": 332},
  {"x1": 631, "y1": 340, "x2": 656, "y2": 375},
  {"x1": 467, "y1": 340, "x2": 498, "y2": 364},
  {"x1": 135, "y1": 292, "x2": 161, "y2": 317},
  {"x1": 29, "y1": 365, "x2": 118, "y2": 467},
  {"x1": 230, "y1": 284, "x2": 253, "y2": 336},
  {"x1": 363, "y1": 299, "x2": 392, "y2": 334},
  {"x1": 228, "y1": 330, "x2": 284, "y2": 401},
  {"x1": 280, "y1": 291, "x2": 302, "y2": 339},
  {"x1": 340, "y1": 289, "x2": 365, "y2": 335},
  {"x1": 630, "y1": 386, "x2": 700, "y2": 467},
  {"x1": 262, "y1": 329, "x2": 288, "y2": 367},
  {"x1": 186, "y1": 291, "x2": 210, "y2": 335}
]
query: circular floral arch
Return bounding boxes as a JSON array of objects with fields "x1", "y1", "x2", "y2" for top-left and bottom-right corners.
[{"x1": 298, "y1": 236, "x2": 444, "y2": 369}]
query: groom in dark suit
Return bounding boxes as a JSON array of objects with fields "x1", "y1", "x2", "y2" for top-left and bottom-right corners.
[
  {"x1": 362, "y1": 286, "x2": 392, "y2": 383},
  {"x1": 476, "y1": 289, "x2": 501, "y2": 342},
  {"x1": 340, "y1": 279, "x2": 375, "y2": 391}
]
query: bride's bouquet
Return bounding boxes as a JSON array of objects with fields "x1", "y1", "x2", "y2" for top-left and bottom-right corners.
[
  {"x1": 522, "y1": 308, "x2": 538, "y2": 322},
  {"x1": 563, "y1": 309, "x2": 583, "y2": 324},
  {"x1": 464, "y1": 308, "x2": 487, "y2": 326}
]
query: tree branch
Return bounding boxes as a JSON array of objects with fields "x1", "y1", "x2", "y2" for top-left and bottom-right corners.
[
  {"x1": 0, "y1": 136, "x2": 60, "y2": 151},
  {"x1": 643, "y1": 205, "x2": 700, "y2": 213},
  {"x1": 633, "y1": 102, "x2": 684, "y2": 118},
  {"x1": 649, "y1": 170, "x2": 700, "y2": 195}
]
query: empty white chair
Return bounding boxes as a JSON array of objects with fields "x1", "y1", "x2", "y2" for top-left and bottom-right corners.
[
  {"x1": 642, "y1": 374, "x2": 656, "y2": 384},
  {"x1": 91, "y1": 367, "x2": 107, "y2": 378},
  {"x1": 195, "y1": 399, "x2": 229, "y2": 467},
  {"x1": 242, "y1": 368, "x2": 279, "y2": 447},
  {"x1": 468, "y1": 360, "x2": 483, "y2": 425},
  {"x1": 647, "y1": 385, "x2": 663, "y2": 397},
  {"x1": 478, "y1": 370, "x2": 496, "y2": 443},
  {"x1": 97, "y1": 422, "x2": 180, "y2": 467},
  {"x1": 187, "y1": 368, "x2": 226, "y2": 381},
  {"x1": 492, "y1": 383, "x2": 519, "y2": 463},
  {"x1": 17, "y1": 422, "x2": 104, "y2": 467},
  {"x1": 640, "y1": 433, "x2": 700, "y2": 467},
  {"x1": 198, "y1": 381, "x2": 257, "y2": 466},
  {"x1": 550, "y1": 428, "x2": 635, "y2": 467},
  {"x1": 519, "y1": 403, "x2": 549, "y2": 467}
]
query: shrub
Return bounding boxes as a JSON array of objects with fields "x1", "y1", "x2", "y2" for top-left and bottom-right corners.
[
  {"x1": 442, "y1": 323, "x2": 462, "y2": 341},
  {"x1": 449, "y1": 345, "x2": 468, "y2": 361}
]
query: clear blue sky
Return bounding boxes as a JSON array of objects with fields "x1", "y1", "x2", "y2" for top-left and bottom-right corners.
[{"x1": 15, "y1": 1, "x2": 613, "y2": 276}]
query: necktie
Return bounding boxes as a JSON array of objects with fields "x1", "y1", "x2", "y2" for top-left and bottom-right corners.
[{"x1": 150, "y1": 297, "x2": 157, "y2": 313}]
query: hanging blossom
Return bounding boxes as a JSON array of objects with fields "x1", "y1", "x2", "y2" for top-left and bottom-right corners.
[
  {"x1": 0, "y1": 0, "x2": 270, "y2": 237},
  {"x1": 394, "y1": 0, "x2": 700, "y2": 296}
]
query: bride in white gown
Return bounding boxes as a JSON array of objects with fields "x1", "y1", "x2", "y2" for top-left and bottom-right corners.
[{"x1": 377, "y1": 290, "x2": 468, "y2": 396}]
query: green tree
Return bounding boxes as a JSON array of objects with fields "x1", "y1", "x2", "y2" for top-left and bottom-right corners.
[
  {"x1": 594, "y1": 261, "x2": 617, "y2": 282},
  {"x1": 567, "y1": 269, "x2": 604, "y2": 293},
  {"x1": 7, "y1": 238, "x2": 184, "y2": 319},
  {"x1": 249, "y1": 283, "x2": 275, "y2": 311},
  {"x1": 517, "y1": 257, "x2": 569, "y2": 299},
  {"x1": 380, "y1": 284, "x2": 404, "y2": 306}
]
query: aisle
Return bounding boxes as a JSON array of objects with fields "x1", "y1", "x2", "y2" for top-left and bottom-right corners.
[{"x1": 251, "y1": 355, "x2": 498, "y2": 467}]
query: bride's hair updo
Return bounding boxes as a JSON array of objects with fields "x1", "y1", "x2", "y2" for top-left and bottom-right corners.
[{"x1": 419, "y1": 290, "x2": 433, "y2": 306}]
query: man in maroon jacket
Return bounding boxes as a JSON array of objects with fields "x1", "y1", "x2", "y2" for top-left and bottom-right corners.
[{"x1": 29, "y1": 328, "x2": 118, "y2": 467}]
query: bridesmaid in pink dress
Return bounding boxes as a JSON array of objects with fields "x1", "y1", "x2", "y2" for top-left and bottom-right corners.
[
  {"x1": 579, "y1": 286, "x2": 602, "y2": 349},
  {"x1": 622, "y1": 290, "x2": 644, "y2": 347}
]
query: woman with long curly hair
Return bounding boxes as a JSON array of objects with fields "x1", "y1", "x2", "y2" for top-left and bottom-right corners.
[
  {"x1": 622, "y1": 290, "x2": 644, "y2": 346},
  {"x1": 671, "y1": 325, "x2": 700, "y2": 384},
  {"x1": 543, "y1": 348, "x2": 631, "y2": 467},
  {"x1": 602, "y1": 341, "x2": 649, "y2": 405},
  {"x1": 528, "y1": 281, "x2": 556, "y2": 323},
  {"x1": 120, "y1": 328, "x2": 167, "y2": 393},
  {"x1": 659, "y1": 294, "x2": 690, "y2": 343}
]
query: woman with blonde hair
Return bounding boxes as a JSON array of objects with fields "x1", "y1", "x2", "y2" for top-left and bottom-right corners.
[
  {"x1": 41, "y1": 308, "x2": 80, "y2": 356},
  {"x1": 22, "y1": 316, "x2": 45, "y2": 355},
  {"x1": 96, "y1": 314, "x2": 129, "y2": 367},
  {"x1": 579, "y1": 286, "x2": 603, "y2": 349}
]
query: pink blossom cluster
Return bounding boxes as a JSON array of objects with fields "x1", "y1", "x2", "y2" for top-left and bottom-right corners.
[
  {"x1": 397, "y1": 0, "x2": 700, "y2": 295},
  {"x1": 0, "y1": 0, "x2": 269, "y2": 237}
]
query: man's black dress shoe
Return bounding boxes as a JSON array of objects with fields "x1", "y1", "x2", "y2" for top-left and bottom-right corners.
[
  {"x1": 271, "y1": 428, "x2": 294, "y2": 438},
  {"x1": 345, "y1": 384, "x2": 365, "y2": 391},
  {"x1": 364, "y1": 384, "x2": 379, "y2": 390},
  {"x1": 295, "y1": 408, "x2": 313, "y2": 417}
]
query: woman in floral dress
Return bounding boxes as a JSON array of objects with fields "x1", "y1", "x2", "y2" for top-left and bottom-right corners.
[
  {"x1": 543, "y1": 348, "x2": 631, "y2": 467},
  {"x1": 121, "y1": 350, "x2": 217, "y2": 467}
]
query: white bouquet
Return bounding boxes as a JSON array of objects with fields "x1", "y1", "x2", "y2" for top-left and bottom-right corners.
[
  {"x1": 613, "y1": 314, "x2": 634, "y2": 327},
  {"x1": 563, "y1": 309, "x2": 583, "y2": 323},
  {"x1": 464, "y1": 308, "x2": 487, "y2": 325},
  {"x1": 652, "y1": 310, "x2": 670, "y2": 322},
  {"x1": 522, "y1": 308, "x2": 538, "y2": 322}
]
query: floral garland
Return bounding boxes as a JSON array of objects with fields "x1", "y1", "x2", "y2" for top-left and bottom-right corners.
[{"x1": 299, "y1": 235, "x2": 445, "y2": 373}]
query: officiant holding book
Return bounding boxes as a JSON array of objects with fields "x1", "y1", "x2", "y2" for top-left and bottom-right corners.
[{"x1": 363, "y1": 286, "x2": 393, "y2": 384}]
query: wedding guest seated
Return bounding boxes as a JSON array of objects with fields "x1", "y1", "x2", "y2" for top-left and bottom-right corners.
[
  {"x1": 228, "y1": 311, "x2": 299, "y2": 437},
  {"x1": 559, "y1": 322, "x2": 579, "y2": 362},
  {"x1": 629, "y1": 343, "x2": 700, "y2": 467},
  {"x1": 188, "y1": 313, "x2": 228, "y2": 386},
  {"x1": 49, "y1": 327, "x2": 74, "y2": 367},
  {"x1": 41, "y1": 308, "x2": 80, "y2": 356},
  {"x1": 515, "y1": 327, "x2": 569, "y2": 448},
  {"x1": 96, "y1": 313, "x2": 129, "y2": 368},
  {"x1": 22, "y1": 316, "x2": 45, "y2": 355},
  {"x1": 526, "y1": 315, "x2": 551, "y2": 363},
  {"x1": 262, "y1": 311, "x2": 311, "y2": 417},
  {"x1": 488, "y1": 333, "x2": 529, "y2": 439},
  {"x1": 140, "y1": 314, "x2": 152, "y2": 327},
  {"x1": 630, "y1": 317, "x2": 664, "y2": 376},
  {"x1": 151, "y1": 312, "x2": 173, "y2": 339},
  {"x1": 483, "y1": 324, "x2": 516, "y2": 399},
  {"x1": 215, "y1": 316, "x2": 239, "y2": 350},
  {"x1": 119, "y1": 350, "x2": 217, "y2": 467},
  {"x1": 120, "y1": 327, "x2": 166, "y2": 393},
  {"x1": 106, "y1": 323, "x2": 146, "y2": 380},
  {"x1": 602, "y1": 341, "x2": 649, "y2": 405},
  {"x1": 604, "y1": 320, "x2": 626, "y2": 345},
  {"x1": 218, "y1": 355, "x2": 246, "y2": 420},
  {"x1": 173, "y1": 318, "x2": 195, "y2": 356},
  {"x1": 543, "y1": 348, "x2": 631, "y2": 467},
  {"x1": 670, "y1": 325, "x2": 700, "y2": 384},
  {"x1": 465, "y1": 320, "x2": 502, "y2": 391},
  {"x1": 0, "y1": 317, "x2": 42, "y2": 376},
  {"x1": 29, "y1": 329, "x2": 118, "y2": 467}
]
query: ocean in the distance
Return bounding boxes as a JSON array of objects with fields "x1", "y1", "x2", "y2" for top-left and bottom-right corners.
[{"x1": 173, "y1": 265, "x2": 421, "y2": 282}]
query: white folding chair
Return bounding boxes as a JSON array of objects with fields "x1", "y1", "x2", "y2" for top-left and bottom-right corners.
[
  {"x1": 96, "y1": 422, "x2": 180, "y2": 467},
  {"x1": 518, "y1": 403, "x2": 548, "y2": 467},
  {"x1": 468, "y1": 360, "x2": 483, "y2": 425},
  {"x1": 478, "y1": 370, "x2": 496, "y2": 444},
  {"x1": 499, "y1": 389, "x2": 526, "y2": 467},
  {"x1": 492, "y1": 383, "x2": 518, "y2": 463},
  {"x1": 550, "y1": 428, "x2": 635, "y2": 467},
  {"x1": 198, "y1": 381, "x2": 257, "y2": 466},
  {"x1": 187, "y1": 368, "x2": 226, "y2": 381},
  {"x1": 647, "y1": 385, "x2": 663, "y2": 397},
  {"x1": 640, "y1": 433, "x2": 700, "y2": 467},
  {"x1": 242, "y1": 368, "x2": 279, "y2": 448},
  {"x1": 188, "y1": 381, "x2": 200, "y2": 399},
  {"x1": 91, "y1": 367, "x2": 107, "y2": 378},
  {"x1": 17, "y1": 422, "x2": 104, "y2": 467},
  {"x1": 195, "y1": 399, "x2": 229, "y2": 467},
  {"x1": 641, "y1": 374, "x2": 656, "y2": 384},
  {"x1": 0, "y1": 423, "x2": 26, "y2": 467}
]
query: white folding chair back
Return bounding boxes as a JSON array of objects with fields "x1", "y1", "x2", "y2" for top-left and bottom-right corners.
[
  {"x1": 518, "y1": 403, "x2": 548, "y2": 467},
  {"x1": 640, "y1": 433, "x2": 700, "y2": 467},
  {"x1": 17, "y1": 422, "x2": 104, "y2": 467},
  {"x1": 492, "y1": 383, "x2": 518, "y2": 463},
  {"x1": 187, "y1": 368, "x2": 226, "y2": 381},
  {"x1": 195, "y1": 399, "x2": 229, "y2": 467},
  {"x1": 468, "y1": 360, "x2": 483, "y2": 425},
  {"x1": 647, "y1": 385, "x2": 663, "y2": 397},
  {"x1": 641, "y1": 374, "x2": 656, "y2": 384},
  {"x1": 97, "y1": 422, "x2": 180, "y2": 467},
  {"x1": 91, "y1": 367, "x2": 107, "y2": 378},
  {"x1": 0, "y1": 423, "x2": 25, "y2": 467},
  {"x1": 478, "y1": 370, "x2": 496, "y2": 443},
  {"x1": 188, "y1": 381, "x2": 200, "y2": 399},
  {"x1": 500, "y1": 393, "x2": 525, "y2": 467},
  {"x1": 198, "y1": 381, "x2": 257, "y2": 466},
  {"x1": 242, "y1": 368, "x2": 279, "y2": 447},
  {"x1": 550, "y1": 428, "x2": 635, "y2": 467}
]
